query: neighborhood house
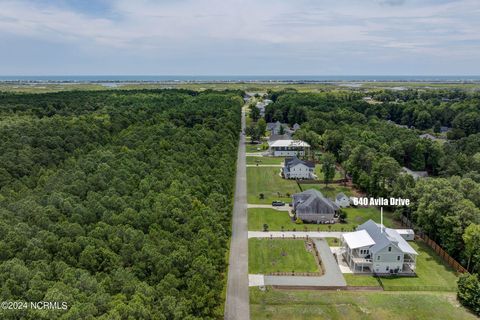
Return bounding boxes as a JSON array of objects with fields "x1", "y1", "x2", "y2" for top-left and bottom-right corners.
[
  {"x1": 335, "y1": 192, "x2": 350, "y2": 208},
  {"x1": 282, "y1": 156, "x2": 315, "y2": 180},
  {"x1": 292, "y1": 189, "x2": 339, "y2": 224},
  {"x1": 268, "y1": 139, "x2": 310, "y2": 157},
  {"x1": 402, "y1": 167, "x2": 428, "y2": 180},
  {"x1": 267, "y1": 121, "x2": 287, "y2": 135},
  {"x1": 340, "y1": 220, "x2": 417, "y2": 274}
]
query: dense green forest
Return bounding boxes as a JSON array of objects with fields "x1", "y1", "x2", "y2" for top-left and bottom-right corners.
[
  {"x1": 0, "y1": 89, "x2": 242, "y2": 319},
  {"x1": 265, "y1": 89, "x2": 480, "y2": 314}
]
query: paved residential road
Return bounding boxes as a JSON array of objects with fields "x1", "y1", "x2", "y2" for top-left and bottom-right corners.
[{"x1": 224, "y1": 107, "x2": 249, "y2": 320}]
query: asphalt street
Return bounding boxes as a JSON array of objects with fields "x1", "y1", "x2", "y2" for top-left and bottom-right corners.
[{"x1": 224, "y1": 106, "x2": 249, "y2": 320}]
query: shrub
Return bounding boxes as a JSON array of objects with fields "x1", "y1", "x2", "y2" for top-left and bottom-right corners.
[
  {"x1": 295, "y1": 217, "x2": 303, "y2": 224},
  {"x1": 457, "y1": 273, "x2": 480, "y2": 316}
]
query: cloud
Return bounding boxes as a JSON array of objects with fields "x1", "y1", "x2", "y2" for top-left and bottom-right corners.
[
  {"x1": 0, "y1": 0, "x2": 478, "y2": 74},
  {"x1": 378, "y1": 0, "x2": 407, "y2": 6}
]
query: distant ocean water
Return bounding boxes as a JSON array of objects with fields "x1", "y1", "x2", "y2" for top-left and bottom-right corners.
[{"x1": 1, "y1": 75, "x2": 480, "y2": 82}]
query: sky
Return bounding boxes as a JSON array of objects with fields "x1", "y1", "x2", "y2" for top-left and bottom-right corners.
[{"x1": 0, "y1": 0, "x2": 479, "y2": 75}]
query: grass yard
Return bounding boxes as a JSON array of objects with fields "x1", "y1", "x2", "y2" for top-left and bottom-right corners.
[
  {"x1": 344, "y1": 274, "x2": 382, "y2": 287},
  {"x1": 326, "y1": 237, "x2": 341, "y2": 246},
  {"x1": 378, "y1": 241, "x2": 459, "y2": 291},
  {"x1": 247, "y1": 207, "x2": 395, "y2": 232},
  {"x1": 341, "y1": 207, "x2": 395, "y2": 230},
  {"x1": 249, "y1": 239, "x2": 319, "y2": 274},
  {"x1": 247, "y1": 156, "x2": 284, "y2": 165},
  {"x1": 245, "y1": 143, "x2": 268, "y2": 153},
  {"x1": 250, "y1": 288, "x2": 477, "y2": 320},
  {"x1": 247, "y1": 167, "x2": 300, "y2": 204},
  {"x1": 314, "y1": 166, "x2": 344, "y2": 180}
]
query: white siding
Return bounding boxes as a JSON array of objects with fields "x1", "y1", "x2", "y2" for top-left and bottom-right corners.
[
  {"x1": 273, "y1": 149, "x2": 305, "y2": 157},
  {"x1": 372, "y1": 245, "x2": 404, "y2": 273},
  {"x1": 286, "y1": 163, "x2": 313, "y2": 179},
  {"x1": 335, "y1": 197, "x2": 350, "y2": 208}
]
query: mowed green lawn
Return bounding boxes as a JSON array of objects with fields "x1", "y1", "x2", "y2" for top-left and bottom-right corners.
[
  {"x1": 247, "y1": 156, "x2": 284, "y2": 165},
  {"x1": 250, "y1": 288, "x2": 477, "y2": 320},
  {"x1": 247, "y1": 167, "x2": 301, "y2": 204},
  {"x1": 344, "y1": 274, "x2": 383, "y2": 287},
  {"x1": 314, "y1": 166, "x2": 344, "y2": 180},
  {"x1": 249, "y1": 239, "x2": 319, "y2": 274},
  {"x1": 248, "y1": 207, "x2": 394, "y2": 232},
  {"x1": 245, "y1": 143, "x2": 267, "y2": 153},
  {"x1": 380, "y1": 241, "x2": 459, "y2": 291}
]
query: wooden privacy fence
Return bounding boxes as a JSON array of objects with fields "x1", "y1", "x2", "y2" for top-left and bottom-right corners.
[
  {"x1": 400, "y1": 216, "x2": 468, "y2": 274},
  {"x1": 416, "y1": 234, "x2": 468, "y2": 273}
]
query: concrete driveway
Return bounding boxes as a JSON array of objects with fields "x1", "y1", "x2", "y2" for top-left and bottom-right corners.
[{"x1": 247, "y1": 204, "x2": 291, "y2": 212}]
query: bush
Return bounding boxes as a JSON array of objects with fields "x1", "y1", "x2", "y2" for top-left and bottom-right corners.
[
  {"x1": 263, "y1": 223, "x2": 269, "y2": 232},
  {"x1": 339, "y1": 210, "x2": 347, "y2": 222},
  {"x1": 457, "y1": 273, "x2": 480, "y2": 316},
  {"x1": 295, "y1": 217, "x2": 303, "y2": 224}
]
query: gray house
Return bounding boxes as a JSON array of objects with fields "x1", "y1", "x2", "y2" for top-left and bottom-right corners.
[
  {"x1": 341, "y1": 220, "x2": 417, "y2": 274},
  {"x1": 292, "y1": 189, "x2": 339, "y2": 223},
  {"x1": 335, "y1": 192, "x2": 350, "y2": 208},
  {"x1": 268, "y1": 133, "x2": 291, "y2": 143},
  {"x1": 267, "y1": 121, "x2": 289, "y2": 135},
  {"x1": 283, "y1": 156, "x2": 315, "y2": 179}
]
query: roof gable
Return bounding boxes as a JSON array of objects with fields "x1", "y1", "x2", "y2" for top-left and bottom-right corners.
[{"x1": 357, "y1": 219, "x2": 417, "y2": 255}]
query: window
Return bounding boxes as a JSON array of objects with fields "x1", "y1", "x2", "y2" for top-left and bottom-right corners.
[
  {"x1": 388, "y1": 247, "x2": 392, "y2": 252},
  {"x1": 397, "y1": 256, "x2": 400, "y2": 261},
  {"x1": 377, "y1": 256, "x2": 380, "y2": 261},
  {"x1": 386, "y1": 266, "x2": 389, "y2": 271}
]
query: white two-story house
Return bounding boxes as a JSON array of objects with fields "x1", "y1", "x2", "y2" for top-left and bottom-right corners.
[
  {"x1": 268, "y1": 139, "x2": 310, "y2": 157},
  {"x1": 341, "y1": 220, "x2": 417, "y2": 275},
  {"x1": 282, "y1": 156, "x2": 315, "y2": 179}
]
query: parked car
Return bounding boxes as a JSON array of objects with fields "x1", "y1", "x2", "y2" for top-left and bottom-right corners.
[{"x1": 272, "y1": 201, "x2": 285, "y2": 206}]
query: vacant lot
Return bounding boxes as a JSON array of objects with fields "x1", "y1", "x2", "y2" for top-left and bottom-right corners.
[
  {"x1": 247, "y1": 167, "x2": 301, "y2": 204},
  {"x1": 250, "y1": 288, "x2": 477, "y2": 320},
  {"x1": 247, "y1": 156, "x2": 284, "y2": 165},
  {"x1": 249, "y1": 239, "x2": 319, "y2": 274},
  {"x1": 247, "y1": 207, "x2": 394, "y2": 232}
]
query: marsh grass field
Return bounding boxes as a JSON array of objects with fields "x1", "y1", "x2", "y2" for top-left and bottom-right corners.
[{"x1": 250, "y1": 288, "x2": 477, "y2": 320}]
